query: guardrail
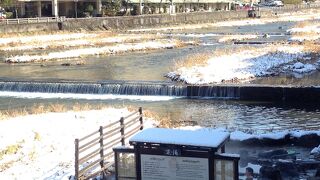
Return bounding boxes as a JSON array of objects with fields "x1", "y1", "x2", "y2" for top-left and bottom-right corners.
[
  {"x1": 74, "y1": 107, "x2": 143, "y2": 180},
  {"x1": 0, "y1": 16, "x2": 66, "y2": 25},
  {"x1": 265, "y1": 3, "x2": 320, "y2": 11}
]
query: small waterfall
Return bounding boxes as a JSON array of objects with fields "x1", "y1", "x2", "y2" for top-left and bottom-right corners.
[
  {"x1": 0, "y1": 81, "x2": 244, "y2": 99},
  {"x1": 0, "y1": 81, "x2": 188, "y2": 97}
]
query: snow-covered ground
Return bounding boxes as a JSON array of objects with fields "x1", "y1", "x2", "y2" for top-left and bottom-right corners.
[
  {"x1": 287, "y1": 22, "x2": 320, "y2": 42},
  {"x1": 0, "y1": 33, "x2": 96, "y2": 45},
  {"x1": 167, "y1": 44, "x2": 317, "y2": 84},
  {"x1": 1, "y1": 108, "x2": 319, "y2": 180},
  {"x1": 0, "y1": 108, "x2": 156, "y2": 179},
  {"x1": 218, "y1": 34, "x2": 259, "y2": 42},
  {"x1": 5, "y1": 40, "x2": 189, "y2": 63},
  {"x1": 0, "y1": 34, "x2": 160, "y2": 51}
]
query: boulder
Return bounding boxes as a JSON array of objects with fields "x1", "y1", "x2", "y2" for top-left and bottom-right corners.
[
  {"x1": 258, "y1": 149, "x2": 288, "y2": 159},
  {"x1": 259, "y1": 166, "x2": 282, "y2": 180},
  {"x1": 293, "y1": 134, "x2": 320, "y2": 147}
]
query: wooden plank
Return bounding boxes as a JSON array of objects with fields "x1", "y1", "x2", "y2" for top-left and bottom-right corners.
[
  {"x1": 79, "y1": 136, "x2": 100, "y2": 152},
  {"x1": 75, "y1": 139, "x2": 79, "y2": 180},
  {"x1": 79, "y1": 148, "x2": 100, "y2": 164},
  {"x1": 124, "y1": 125, "x2": 142, "y2": 139},
  {"x1": 102, "y1": 126, "x2": 121, "y2": 137},
  {"x1": 124, "y1": 115, "x2": 141, "y2": 126},
  {"x1": 123, "y1": 111, "x2": 138, "y2": 120},
  {"x1": 79, "y1": 130, "x2": 99, "y2": 142},
  {"x1": 83, "y1": 161, "x2": 113, "y2": 180},
  {"x1": 103, "y1": 120, "x2": 119, "y2": 130},
  {"x1": 120, "y1": 117, "x2": 125, "y2": 146},
  {"x1": 79, "y1": 158, "x2": 101, "y2": 176},
  {"x1": 99, "y1": 126, "x2": 104, "y2": 170},
  {"x1": 103, "y1": 138, "x2": 122, "y2": 152}
]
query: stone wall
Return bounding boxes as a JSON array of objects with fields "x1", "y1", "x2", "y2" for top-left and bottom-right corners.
[
  {"x1": 0, "y1": 22, "x2": 60, "y2": 33},
  {"x1": 60, "y1": 10, "x2": 249, "y2": 31}
]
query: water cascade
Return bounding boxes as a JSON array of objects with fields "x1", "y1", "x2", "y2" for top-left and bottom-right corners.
[{"x1": 0, "y1": 81, "x2": 319, "y2": 102}]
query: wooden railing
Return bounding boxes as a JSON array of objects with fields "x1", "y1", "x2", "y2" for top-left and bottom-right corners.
[
  {"x1": 74, "y1": 107, "x2": 143, "y2": 180},
  {"x1": 0, "y1": 16, "x2": 66, "y2": 25}
]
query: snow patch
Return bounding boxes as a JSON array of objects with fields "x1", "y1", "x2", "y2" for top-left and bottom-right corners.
[
  {"x1": 0, "y1": 108, "x2": 157, "y2": 179},
  {"x1": 167, "y1": 46, "x2": 306, "y2": 84}
]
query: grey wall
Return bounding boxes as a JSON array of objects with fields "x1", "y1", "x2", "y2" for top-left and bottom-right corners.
[
  {"x1": 61, "y1": 11, "x2": 250, "y2": 31},
  {"x1": 0, "y1": 11, "x2": 250, "y2": 33}
]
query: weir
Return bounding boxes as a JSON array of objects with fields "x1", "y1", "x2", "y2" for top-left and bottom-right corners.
[{"x1": 0, "y1": 80, "x2": 319, "y2": 102}]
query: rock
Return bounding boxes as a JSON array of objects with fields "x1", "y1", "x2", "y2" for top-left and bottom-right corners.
[
  {"x1": 259, "y1": 135, "x2": 290, "y2": 146},
  {"x1": 275, "y1": 161, "x2": 299, "y2": 177},
  {"x1": 61, "y1": 63, "x2": 71, "y2": 66},
  {"x1": 293, "y1": 133, "x2": 320, "y2": 147},
  {"x1": 259, "y1": 166, "x2": 282, "y2": 180},
  {"x1": 311, "y1": 145, "x2": 320, "y2": 160},
  {"x1": 76, "y1": 61, "x2": 85, "y2": 65},
  {"x1": 258, "y1": 149, "x2": 288, "y2": 159},
  {"x1": 292, "y1": 62, "x2": 304, "y2": 69},
  {"x1": 263, "y1": 34, "x2": 270, "y2": 38},
  {"x1": 316, "y1": 168, "x2": 320, "y2": 177}
]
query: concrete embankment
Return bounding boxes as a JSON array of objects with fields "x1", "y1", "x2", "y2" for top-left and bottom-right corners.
[{"x1": 60, "y1": 10, "x2": 250, "y2": 31}]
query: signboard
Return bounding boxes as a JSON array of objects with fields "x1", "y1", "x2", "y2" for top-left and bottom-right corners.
[{"x1": 141, "y1": 154, "x2": 209, "y2": 180}]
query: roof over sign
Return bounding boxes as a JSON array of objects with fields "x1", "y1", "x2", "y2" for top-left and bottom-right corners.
[{"x1": 130, "y1": 128, "x2": 230, "y2": 149}]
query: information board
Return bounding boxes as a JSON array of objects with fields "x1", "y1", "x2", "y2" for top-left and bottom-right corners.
[{"x1": 141, "y1": 154, "x2": 209, "y2": 180}]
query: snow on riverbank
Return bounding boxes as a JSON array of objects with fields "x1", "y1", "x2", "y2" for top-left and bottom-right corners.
[
  {"x1": 5, "y1": 40, "x2": 186, "y2": 63},
  {"x1": 0, "y1": 34, "x2": 160, "y2": 51},
  {"x1": 218, "y1": 34, "x2": 258, "y2": 42},
  {"x1": 167, "y1": 45, "x2": 311, "y2": 84},
  {"x1": 0, "y1": 33, "x2": 96, "y2": 46},
  {"x1": 179, "y1": 126, "x2": 320, "y2": 142},
  {"x1": 0, "y1": 108, "x2": 156, "y2": 179},
  {"x1": 287, "y1": 22, "x2": 320, "y2": 42}
]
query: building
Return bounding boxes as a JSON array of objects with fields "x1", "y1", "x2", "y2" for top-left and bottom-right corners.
[
  {"x1": 130, "y1": 0, "x2": 235, "y2": 14},
  {"x1": 16, "y1": 0, "x2": 235, "y2": 18},
  {"x1": 17, "y1": 0, "x2": 102, "y2": 17}
]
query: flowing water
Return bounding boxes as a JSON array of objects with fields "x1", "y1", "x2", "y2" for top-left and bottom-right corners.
[
  {"x1": 0, "y1": 95, "x2": 319, "y2": 132},
  {"x1": 0, "y1": 20, "x2": 320, "y2": 133}
]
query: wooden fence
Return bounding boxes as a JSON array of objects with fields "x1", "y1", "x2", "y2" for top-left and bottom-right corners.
[{"x1": 74, "y1": 107, "x2": 143, "y2": 180}]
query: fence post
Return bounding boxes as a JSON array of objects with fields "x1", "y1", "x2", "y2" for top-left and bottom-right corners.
[
  {"x1": 120, "y1": 117, "x2": 125, "y2": 146},
  {"x1": 139, "y1": 107, "x2": 143, "y2": 130},
  {"x1": 75, "y1": 139, "x2": 79, "y2": 180},
  {"x1": 99, "y1": 126, "x2": 105, "y2": 178}
]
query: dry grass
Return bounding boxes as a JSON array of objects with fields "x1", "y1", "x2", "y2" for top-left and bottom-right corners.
[
  {"x1": 302, "y1": 41, "x2": 320, "y2": 53},
  {"x1": 174, "y1": 45, "x2": 262, "y2": 69},
  {"x1": 143, "y1": 110, "x2": 176, "y2": 128},
  {"x1": 0, "y1": 103, "x2": 148, "y2": 121},
  {"x1": 174, "y1": 53, "x2": 211, "y2": 69},
  {"x1": 294, "y1": 21, "x2": 314, "y2": 28}
]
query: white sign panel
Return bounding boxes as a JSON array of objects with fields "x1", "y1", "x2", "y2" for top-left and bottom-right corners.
[{"x1": 141, "y1": 154, "x2": 209, "y2": 180}]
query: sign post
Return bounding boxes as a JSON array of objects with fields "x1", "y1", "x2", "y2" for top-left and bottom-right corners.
[{"x1": 127, "y1": 128, "x2": 240, "y2": 180}]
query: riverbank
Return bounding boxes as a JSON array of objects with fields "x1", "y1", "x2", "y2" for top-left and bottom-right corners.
[
  {"x1": 0, "y1": 108, "x2": 319, "y2": 179},
  {"x1": 0, "y1": 32, "x2": 196, "y2": 63}
]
